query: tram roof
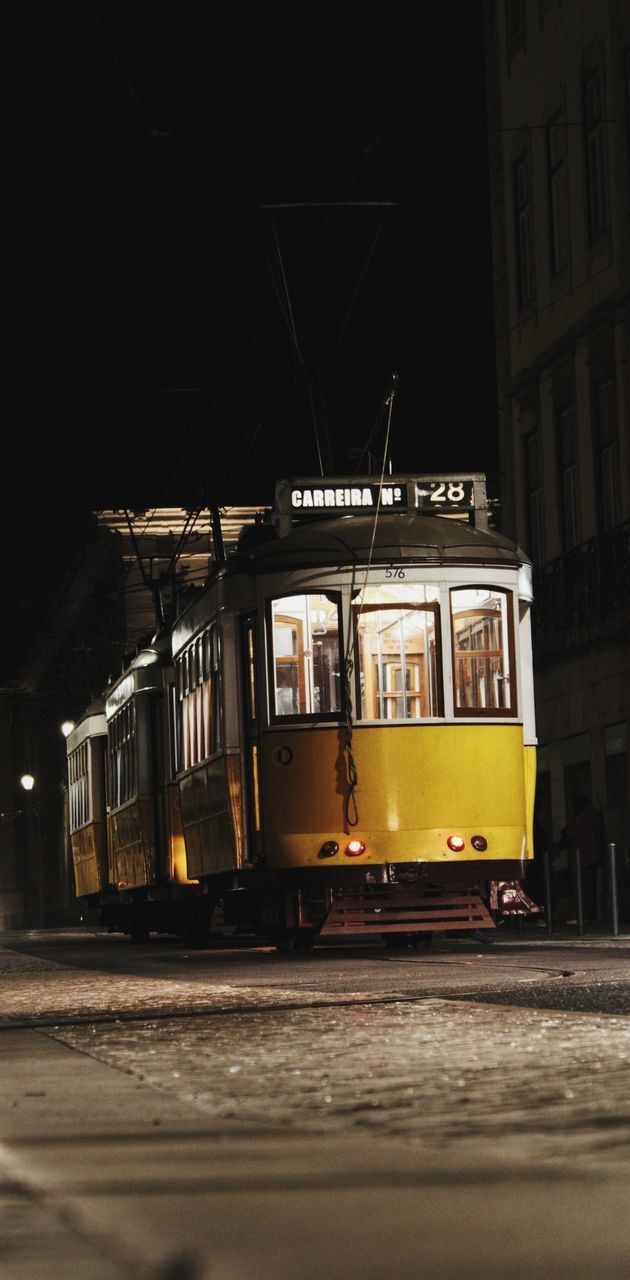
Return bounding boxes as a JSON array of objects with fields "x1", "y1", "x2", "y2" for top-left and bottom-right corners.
[{"x1": 242, "y1": 512, "x2": 530, "y2": 569}]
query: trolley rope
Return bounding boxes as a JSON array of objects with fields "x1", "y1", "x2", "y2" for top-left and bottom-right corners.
[{"x1": 342, "y1": 373, "x2": 398, "y2": 828}]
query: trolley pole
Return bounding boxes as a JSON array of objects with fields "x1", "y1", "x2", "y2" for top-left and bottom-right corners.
[
  {"x1": 608, "y1": 842, "x2": 619, "y2": 937},
  {"x1": 574, "y1": 847, "x2": 584, "y2": 936},
  {"x1": 542, "y1": 845, "x2": 553, "y2": 936}
]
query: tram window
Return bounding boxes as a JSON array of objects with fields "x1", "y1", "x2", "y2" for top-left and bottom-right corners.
[
  {"x1": 450, "y1": 588, "x2": 515, "y2": 715},
  {"x1": 176, "y1": 622, "x2": 221, "y2": 770},
  {"x1": 352, "y1": 584, "x2": 442, "y2": 720},
  {"x1": 69, "y1": 742, "x2": 90, "y2": 831},
  {"x1": 269, "y1": 594, "x2": 342, "y2": 719},
  {"x1": 107, "y1": 701, "x2": 136, "y2": 809}
]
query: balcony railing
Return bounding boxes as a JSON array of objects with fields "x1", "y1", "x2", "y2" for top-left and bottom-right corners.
[{"x1": 533, "y1": 519, "x2": 630, "y2": 645}]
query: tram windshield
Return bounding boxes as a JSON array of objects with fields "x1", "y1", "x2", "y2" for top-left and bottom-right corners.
[
  {"x1": 352, "y1": 585, "x2": 442, "y2": 720},
  {"x1": 269, "y1": 593, "x2": 342, "y2": 718},
  {"x1": 450, "y1": 587, "x2": 515, "y2": 715}
]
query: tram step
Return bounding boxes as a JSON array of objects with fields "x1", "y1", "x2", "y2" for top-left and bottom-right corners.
[{"x1": 319, "y1": 888, "x2": 494, "y2": 935}]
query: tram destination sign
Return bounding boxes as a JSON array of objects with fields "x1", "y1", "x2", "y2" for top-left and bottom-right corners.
[
  {"x1": 275, "y1": 474, "x2": 487, "y2": 533},
  {"x1": 290, "y1": 482, "x2": 408, "y2": 513}
]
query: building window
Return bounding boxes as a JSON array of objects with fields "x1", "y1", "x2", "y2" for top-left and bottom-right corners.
[
  {"x1": 539, "y1": 0, "x2": 554, "y2": 27},
  {"x1": 451, "y1": 588, "x2": 516, "y2": 717},
  {"x1": 584, "y1": 67, "x2": 609, "y2": 239},
  {"x1": 625, "y1": 49, "x2": 630, "y2": 177},
  {"x1": 514, "y1": 153, "x2": 535, "y2": 309},
  {"x1": 594, "y1": 377, "x2": 619, "y2": 530},
  {"x1": 558, "y1": 402, "x2": 580, "y2": 550},
  {"x1": 505, "y1": 0, "x2": 526, "y2": 59},
  {"x1": 547, "y1": 113, "x2": 569, "y2": 274},
  {"x1": 525, "y1": 430, "x2": 544, "y2": 565},
  {"x1": 352, "y1": 584, "x2": 442, "y2": 721}
]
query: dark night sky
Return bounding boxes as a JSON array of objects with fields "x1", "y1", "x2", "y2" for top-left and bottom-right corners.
[{"x1": 4, "y1": 2, "x2": 497, "y2": 672}]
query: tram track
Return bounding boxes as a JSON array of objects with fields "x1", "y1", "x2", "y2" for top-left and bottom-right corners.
[{"x1": 0, "y1": 967, "x2": 577, "y2": 1034}]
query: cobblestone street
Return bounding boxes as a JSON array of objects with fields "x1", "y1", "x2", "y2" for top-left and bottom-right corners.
[{"x1": 1, "y1": 929, "x2": 630, "y2": 1278}]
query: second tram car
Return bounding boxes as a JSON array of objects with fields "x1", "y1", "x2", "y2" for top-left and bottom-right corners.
[
  {"x1": 67, "y1": 636, "x2": 199, "y2": 941},
  {"x1": 67, "y1": 473, "x2": 539, "y2": 947}
]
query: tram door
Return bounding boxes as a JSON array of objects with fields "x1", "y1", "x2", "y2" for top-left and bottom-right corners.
[{"x1": 240, "y1": 614, "x2": 263, "y2": 863}]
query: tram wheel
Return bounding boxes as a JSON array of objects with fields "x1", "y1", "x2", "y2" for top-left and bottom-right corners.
[
  {"x1": 128, "y1": 907, "x2": 151, "y2": 944},
  {"x1": 129, "y1": 924, "x2": 151, "y2": 944},
  {"x1": 412, "y1": 931, "x2": 434, "y2": 950},
  {"x1": 384, "y1": 932, "x2": 433, "y2": 951},
  {"x1": 274, "y1": 928, "x2": 314, "y2": 956},
  {"x1": 181, "y1": 911, "x2": 212, "y2": 948}
]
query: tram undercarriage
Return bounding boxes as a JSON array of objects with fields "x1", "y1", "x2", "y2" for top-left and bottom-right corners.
[{"x1": 94, "y1": 866, "x2": 539, "y2": 949}]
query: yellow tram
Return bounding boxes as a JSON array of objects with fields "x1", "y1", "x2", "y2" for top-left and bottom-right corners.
[
  {"x1": 171, "y1": 472, "x2": 538, "y2": 945},
  {"x1": 67, "y1": 473, "x2": 538, "y2": 946}
]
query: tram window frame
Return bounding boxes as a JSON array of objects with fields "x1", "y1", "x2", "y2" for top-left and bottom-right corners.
[
  {"x1": 69, "y1": 741, "x2": 90, "y2": 831},
  {"x1": 210, "y1": 623, "x2": 222, "y2": 751},
  {"x1": 168, "y1": 682, "x2": 181, "y2": 779},
  {"x1": 266, "y1": 591, "x2": 345, "y2": 724},
  {"x1": 242, "y1": 615, "x2": 258, "y2": 726},
  {"x1": 176, "y1": 620, "x2": 222, "y2": 770},
  {"x1": 107, "y1": 699, "x2": 137, "y2": 810},
  {"x1": 449, "y1": 586, "x2": 517, "y2": 718},
  {"x1": 351, "y1": 597, "x2": 444, "y2": 722}
]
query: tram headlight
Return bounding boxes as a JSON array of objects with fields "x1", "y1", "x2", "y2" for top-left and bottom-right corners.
[
  {"x1": 319, "y1": 841, "x2": 339, "y2": 859},
  {"x1": 345, "y1": 839, "x2": 366, "y2": 857},
  {"x1": 471, "y1": 835, "x2": 488, "y2": 852},
  {"x1": 447, "y1": 835, "x2": 465, "y2": 852}
]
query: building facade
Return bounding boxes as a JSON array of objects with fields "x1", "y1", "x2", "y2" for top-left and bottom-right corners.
[{"x1": 484, "y1": 0, "x2": 630, "y2": 914}]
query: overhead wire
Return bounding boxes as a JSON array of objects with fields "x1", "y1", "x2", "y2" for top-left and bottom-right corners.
[
  {"x1": 342, "y1": 373, "x2": 398, "y2": 827},
  {"x1": 80, "y1": 0, "x2": 157, "y2": 134},
  {"x1": 156, "y1": 0, "x2": 453, "y2": 489},
  {"x1": 264, "y1": 217, "x2": 325, "y2": 475}
]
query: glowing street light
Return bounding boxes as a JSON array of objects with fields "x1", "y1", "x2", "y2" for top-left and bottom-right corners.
[
  {"x1": 60, "y1": 720, "x2": 75, "y2": 739},
  {"x1": 20, "y1": 774, "x2": 35, "y2": 792}
]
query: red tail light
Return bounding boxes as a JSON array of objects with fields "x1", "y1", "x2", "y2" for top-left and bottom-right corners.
[
  {"x1": 471, "y1": 835, "x2": 488, "y2": 852},
  {"x1": 447, "y1": 835, "x2": 465, "y2": 852},
  {"x1": 345, "y1": 839, "x2": 366, "y2": 857}
]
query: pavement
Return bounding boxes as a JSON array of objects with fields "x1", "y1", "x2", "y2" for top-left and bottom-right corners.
[{"x1": 1, "y1": 929, "x2": 630, "y2": 1279}]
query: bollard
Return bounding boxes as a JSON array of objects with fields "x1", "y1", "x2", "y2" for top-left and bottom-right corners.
[
  {"x1": 574, "y1": 846, "x2": 584, "y2": 936},
  {"x1": 608, "y1": 842, "x2": 619, "y2": 937},
  {"x1": 542, "y1": 845, "x2": 553, "y2": 936}
]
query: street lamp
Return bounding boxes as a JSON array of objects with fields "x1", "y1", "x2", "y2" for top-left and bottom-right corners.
[
  {"x1": 20, "y1": 773, "x2": 35, "y2": 792},
  {"x1": 60, "y1": 720, "x2": 75, "y2": 739}
]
